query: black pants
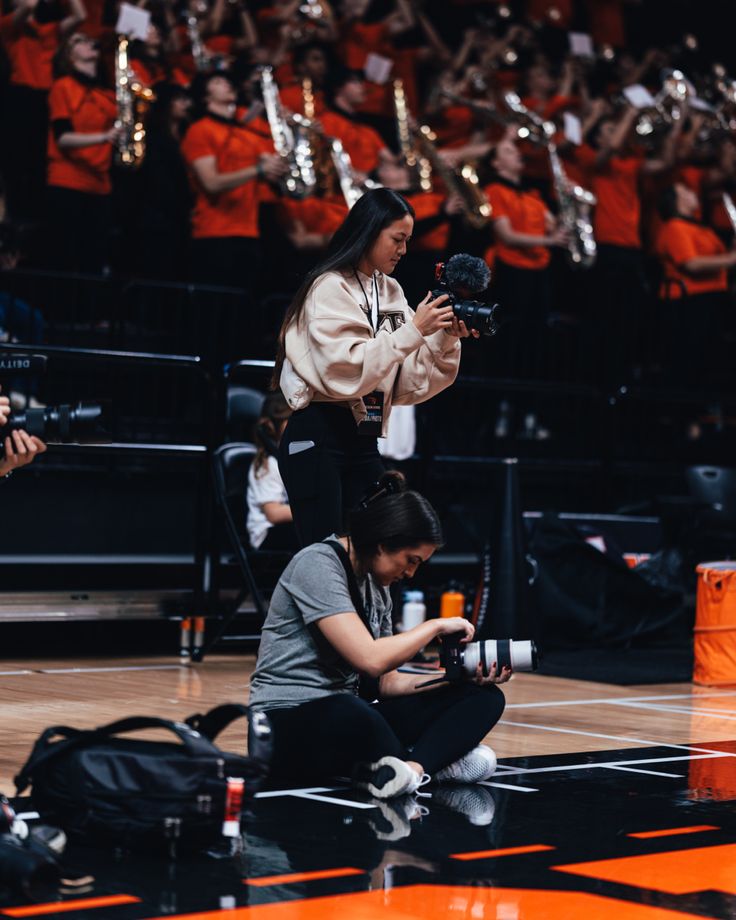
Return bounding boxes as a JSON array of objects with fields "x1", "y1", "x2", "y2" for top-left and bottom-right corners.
[
  {"x1": 261, "y1": 683, "x2": 506, "y2": 782},
  {"x1": 278, "y1": 403, "x2": 385, "y2": 546},
  {"x1": 45, "y1": 186, "x2": 112, "y2": 275},
  {"x1": 487, "y1": 260, "x2": 552, "y2": 379},
  {"x1": 189, "y1": 237, "x2": 261, "y2": 293},
  {"x1": 1, "y1": 85, "x2": 49, "y2": 221}
]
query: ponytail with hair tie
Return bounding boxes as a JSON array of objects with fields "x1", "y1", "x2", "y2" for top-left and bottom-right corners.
[{"x1": 358, "y1": 471, "x2": 406, "y2": 510}]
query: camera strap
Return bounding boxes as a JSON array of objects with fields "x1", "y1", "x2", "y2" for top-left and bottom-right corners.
[{"x1": 325, "y1": 538, "x2": 380, "y2": 702}]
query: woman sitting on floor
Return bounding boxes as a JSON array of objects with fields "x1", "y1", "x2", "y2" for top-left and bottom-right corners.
[{"x1": 247, "y1": 471, "x2": 510, "y2": 799}]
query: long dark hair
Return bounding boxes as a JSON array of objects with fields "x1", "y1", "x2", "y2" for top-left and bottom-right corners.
[
  {"x1": 271, "y1": 188, "x2": 415, "y2": 388},
  {"x1": 253, "y1": 391, "x2": 292, "y2": 476},
  {"x1": 347, "y1": 471, "x2": 443, "y2": 567}
]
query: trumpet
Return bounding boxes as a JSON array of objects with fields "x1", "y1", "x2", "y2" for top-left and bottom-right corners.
[{"x1": 503, "y1": 91, "x2": 554, "y2": 145}]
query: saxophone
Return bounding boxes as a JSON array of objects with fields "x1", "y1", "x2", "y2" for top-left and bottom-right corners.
[
  {"x1": 186, "y1": 2, "x2": 212, "y2": 73},
  {"x1": 393, "y1": 79, "x2": 432, "y2": 193},
  {"x1": 114, "y1": 34, "x2": 155, "y2": 168},
  {"x1": 504, "y1": 92, "x2": 596, "y2": 268},
  {"x1": 414, "y1": 124, "x2": 492, "y2": 229},
  {"x1": 327, "y1": 138, "x2": 368, "y2": 209},
  {"x1": 548, "y1": 141, "x2": 597, "y2": 268},
  {"x1": 259, "y1": 66, "x2": 317, "y2": 199}
]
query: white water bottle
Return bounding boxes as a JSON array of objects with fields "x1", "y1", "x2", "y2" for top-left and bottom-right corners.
[{"x1": 401, "y1": 590, "x2": 426, "y2": 631}]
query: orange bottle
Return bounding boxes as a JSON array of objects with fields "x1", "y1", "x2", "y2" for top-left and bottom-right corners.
[{"x1": 440, "y1": 583, "x2": 465, "y2": 618}]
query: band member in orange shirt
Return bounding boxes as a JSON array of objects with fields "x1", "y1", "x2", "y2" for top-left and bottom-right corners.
[
  {"x1": 656, "y1": 182, "x2": 736, "y2": 388},
  {"x1": 45, "y1": 31, "x2": 117, "y2": 273},
  {"x1": 181, "y1": 72, "x2": 287, "y2": 291},
  {"x1": 0, "y1": 0, "x2": 86, "y2": 219},
  {"x1": 321, "y1": 71, "x2": 392, "y2": 176},
  {"x1": 484, "y1": 136, "x2": 568, "y2": 378}
]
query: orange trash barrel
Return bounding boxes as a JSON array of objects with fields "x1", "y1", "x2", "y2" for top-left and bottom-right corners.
[{"x1": 693, "y1": 562, "x2": 736, "y2": 685}]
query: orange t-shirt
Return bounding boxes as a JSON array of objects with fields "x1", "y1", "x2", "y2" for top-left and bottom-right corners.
[
  {"x1": 575, "y1": 145, "x2": 643, "y2": 248},
  {"x1": 181, "y1": 114, "x2": 266, "y2": 239},
  {"x1": 0, "y1": 14, "x2": 60, "y2": 90},
  {"x1": 320, "y1": 111, "x2": 385, "y2": 173},
  {"x1": 340, "y1": 20, "x2": 392, "y2": 117},
  {"x1": 656, "y1": 217, "x2": 728, "y2": 299},
  {"x1": 485, "y1": 180, "x2": 550, "y2": 270},
  {"x1": 47, "y1": 75, "x2": 117, "y2": 194},
  {"x1": 584, "y1": 0, "x2": 626, "y2": 47},
  {"x1": 405, "y1": 191, "x2": 449, "y2": 252},
  {"x1": 277, "y1": 196, "x2": 348, "y2": 239},
  {"x1": 431, "y1": 105, "x2": 476, "y2": 149},
  {"x1": 279, "y1": 82, "x2": 327, "y2": 118}
]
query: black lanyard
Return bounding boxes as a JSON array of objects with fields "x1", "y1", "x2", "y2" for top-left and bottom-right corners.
[{"x1": 354, "y1": 271, "x2": 379, "y2": 333}]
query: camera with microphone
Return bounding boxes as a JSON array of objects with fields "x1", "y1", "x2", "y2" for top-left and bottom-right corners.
[{"x1": 432, "y1": 253, "x2": 502, "y2": 337}]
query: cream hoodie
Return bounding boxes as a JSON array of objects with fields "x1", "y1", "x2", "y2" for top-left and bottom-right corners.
[{"x1": 280, "y1": 268, "x2": 461, "y2": 436}]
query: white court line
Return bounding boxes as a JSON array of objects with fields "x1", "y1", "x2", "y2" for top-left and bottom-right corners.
[
  {"x1": 0, "y1": 670, "x2": 33, "y2": 675},
  {"x1": 506, "y1": 690, "x2": 736, "y2": 710},
  {"x1": 481, "y1": 781, "x2": 538, "y2": 793},
  {"x1": 291, "y1": 792, "x2": 377, "y2": 810},
  {"x1": 39, "y1": 665, "x2": 185, "y2": 674},
  {"x1": 605, "y1": 765, "x2": 683, "y2": 778},
  {"x1": 255, "y1": 787, "x2": 333, "y2": 799},
  {"x1": 498, "y1": 719, "x2": 736, "y2": 755},
  {"x1": 15, "y1": 812, "x2": 40, "y2": 820},
  {"x1": 494, "y1": 752, "x2": 724, "y2": 777},
  {"x1": 613, "y1": 701, "x2": 736, "y2": 720}
]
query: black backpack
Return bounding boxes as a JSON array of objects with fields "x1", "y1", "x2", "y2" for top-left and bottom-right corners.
[{"x1": 14, "y1": 704, "x2": 271, "y2": 852}]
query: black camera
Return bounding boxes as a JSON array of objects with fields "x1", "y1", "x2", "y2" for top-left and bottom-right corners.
[
  {"x1": 0, "y1": 795, "x2": 64, "y2": 901},
  {"x1": 0, "y1": 353, "x2": 110, "y2": 457},
  {"x1": 432, "y1": 253, "x2": 501, "y2": 337},
  {"x1": 439, "y1": 631, "x2": 538, "y2": 681}
]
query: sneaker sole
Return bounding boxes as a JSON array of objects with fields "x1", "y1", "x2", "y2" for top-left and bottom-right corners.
[{"x1": 354, "y1": 756, "x2": 414, "y2": 799}]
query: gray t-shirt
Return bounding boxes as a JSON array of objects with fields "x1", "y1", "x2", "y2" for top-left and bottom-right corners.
[{"x1": 248, "y1": 538, "x2": 393, "y2": 711}]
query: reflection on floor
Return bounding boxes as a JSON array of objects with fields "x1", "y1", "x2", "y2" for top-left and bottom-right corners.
[{"x1": 4, "y1": 740, "x2": 736, "y2": 920}]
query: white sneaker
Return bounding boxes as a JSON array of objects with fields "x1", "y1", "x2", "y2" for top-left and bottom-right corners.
[
  {"x1": 432, "y1": 785, "x2": 496, "y2": 826},
  {"x1": 354, "y1": 756, "x2": 430, "y2": 799},
  {"x1": 434, "y1": 745, "x2": 497, "y2": 784}
]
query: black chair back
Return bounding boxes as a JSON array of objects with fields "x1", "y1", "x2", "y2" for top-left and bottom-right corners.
[
  {"x1": 226, "y1": 386, "x2": 265, "y2": 443},
  {"x1": 686, "y1": 466, "x2": 736, "y2": 523}
]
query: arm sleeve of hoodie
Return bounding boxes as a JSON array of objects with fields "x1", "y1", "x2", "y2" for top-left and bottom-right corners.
[
  {"x1": 391, "y1": 290, "x2": 461, "y2": 406},
  {"x1": 296, "y1": 273, "x2": 428, "y2": 400}
]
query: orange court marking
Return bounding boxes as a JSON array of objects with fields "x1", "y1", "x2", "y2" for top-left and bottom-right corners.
[
  {"x1": 450, "y1": 844, "x2": 554, "y2": 860},
  {"x1": 628, "y1": 825, "x2": 720, "y2": 839},
  {"x1": 1, "y1": 895, "x2": 141, "y2": 917},
  {"x1": 143, "y1": 883, "x2": 711, "y2": 920},
  {"x1": 554, "y1": 843, "x2": 736, "y2": 895},
  {"x1": 243, "y1": 868, "x2": 365, "y2": 887}
]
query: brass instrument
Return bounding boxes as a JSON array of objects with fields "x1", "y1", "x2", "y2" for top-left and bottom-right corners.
[
  {"x1": 415, "y1": 124, "x2": 492, "y2": 229},
  {"x1": 439, "y1": 88, "x2": 513, "y2": 132},
  {"x1": 634, "y1": 69, "x2": 692, "y2": 141},
  {"x1": 114, "y1": 35, "x2": 154, "y2": 169},
  {"x1": 505, "y1": 93, "x2": 596, "y2": 268},
  {"x1": 721, "y1": 191, "x2": 736, "y2": 236},
  {"x1": 393, "y1": 79, "x2": 432, "y2": 193},
  {"x1": 186, "y1": 1, "x2": 213, "y2": 73},
  {"x1": 259, "y1": 66, "x2": 317, "y2": 199},
  {"x1": 503, "y1": 91, "x2": 554, "y2": 145},
  {"x1": 327, "y1": 138, "x2": 365, "y2": 209}
]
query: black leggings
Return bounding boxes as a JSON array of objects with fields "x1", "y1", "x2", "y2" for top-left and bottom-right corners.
[
  {"x1": 261, "y1": 683, "x2": 506, "y2": 782},
  {"x1": 278, "y1": 403, "x2": 386, "y2": 546}
]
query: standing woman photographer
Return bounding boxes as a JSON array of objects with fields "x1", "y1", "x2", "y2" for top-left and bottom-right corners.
[
  {"x1": 273, "y1": 187, "x2": 479, "y2": 547},
  {"x1": 248, "y1": 471, "x2": 509, "y2": 798}
]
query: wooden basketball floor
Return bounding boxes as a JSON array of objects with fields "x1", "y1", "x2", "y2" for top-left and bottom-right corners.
[{"x1": 3, "y1": 652, "x2": 736, "y2": 919}]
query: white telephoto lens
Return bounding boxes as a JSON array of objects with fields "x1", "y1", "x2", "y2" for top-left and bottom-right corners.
[{"x1": 462, "y1": 639, "x2": 538, "y2": 675}]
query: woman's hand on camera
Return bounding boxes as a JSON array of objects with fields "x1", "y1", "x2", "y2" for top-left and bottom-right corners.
[
  {"x1": 0, "y1": 390, "x2": 10, "y2": 428},
  {"x1": 445, "y1": 316, "x2": 481, "y2": 339},
  {"x1": 412, "y1": 291, "x2": 454, "y2": 337},
  {"x1": 435, "y1": 617, "x2": 475, "y2": 643},
  {"x1": 0, "y1": 429, "x2": 47, "y2": 476},
  {"x1": 473, "y1": 660, "x2": 512, "y2": 685}
]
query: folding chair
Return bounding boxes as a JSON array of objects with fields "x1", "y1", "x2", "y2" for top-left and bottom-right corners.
[{"x1": 196, "y1": 442, "x2": 290, "y2": 660}]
